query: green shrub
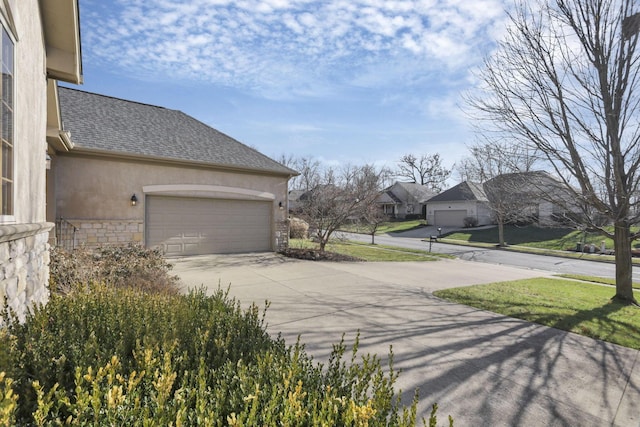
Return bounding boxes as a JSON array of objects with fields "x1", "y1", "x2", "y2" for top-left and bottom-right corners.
[
  {"x1": 49, "y1": 244, "x2": 180, "y2": 295},
  {"x1": 0, "y1": 286, "x2": 450, "y2": 426},
  {"x1": 463, "y1": 216, "x2": 478, "y2": 228}
]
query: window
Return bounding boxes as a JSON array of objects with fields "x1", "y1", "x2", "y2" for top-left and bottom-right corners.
[{"x1": 0, "y1": 25, "x2": 12, "y2": 216}]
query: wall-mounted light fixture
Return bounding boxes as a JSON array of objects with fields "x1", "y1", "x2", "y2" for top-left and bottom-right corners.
[
  {"x1": 131, "y1": 194, "x2": 138, "y2": 206},
  {"x1": 278, "y1": 201, "x2": 284, "y2": 210},
  {"x1": 45, "y1": 153, "x2": 51, "y2": 170}
]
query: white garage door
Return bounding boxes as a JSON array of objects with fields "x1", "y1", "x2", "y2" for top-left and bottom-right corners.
[
  {"x1": 434, "y1": 210, "x2": 467, "y2": 227},
  {"x1": 146, "y1": 196, "x2": 272, "y2": 256}
]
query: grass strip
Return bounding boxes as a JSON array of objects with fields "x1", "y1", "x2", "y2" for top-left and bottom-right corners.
[
  {"x1": 434, "y1": 278, "x2": 640, "y2": 350},
  {"x1": 289, "y1": 238, "x2": 449, "y2": 262},
  {"x1": 555, "y1": 273, "x2": 640, "y2": 290},
  {"x1": 339, "y1": 219, "x2": 426, "y2": 234}
]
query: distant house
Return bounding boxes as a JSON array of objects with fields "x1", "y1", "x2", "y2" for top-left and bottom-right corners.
[
  {"x1": 484, "y1": 171, "x2": 578, "y2": 225},
  {"x1": 49, "y1": 88, "x2": 296, "y2": 256},
  {"x1": 288, "y1": 189, "x2": 305, "y2": 213},
  {"x1": 427, "y1": 172, "x2": 579, "y2": 228},
  {"x1": 377, "y1": 182, "x2": 437, "y2": 219},
  {"x1": 426, "y1": 181, "x2": 492, "y2": 227},
  {"x1": 0, "y1": 0, "x2": 82, "y2": 321}
]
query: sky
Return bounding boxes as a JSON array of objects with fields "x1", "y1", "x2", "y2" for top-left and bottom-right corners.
[{"x1": 67, "y1": 0, "x2": 510, "y2": 173}]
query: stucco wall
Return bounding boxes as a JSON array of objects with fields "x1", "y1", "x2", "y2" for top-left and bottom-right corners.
[
  {"x1": 8, "y1": 0, "x2": 48, "y2": 224},
  {"x1": 0, "y1": 1, "x2": 53, "y2": 323},
  {"x1": 52, "y1": 154, "x2": 290, "y2": 252},
  {"x1": 476, "y1": 202, "x2": 494, "y2": 225}
]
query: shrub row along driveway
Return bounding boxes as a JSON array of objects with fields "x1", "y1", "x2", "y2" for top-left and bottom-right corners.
[{"x1": 171, "y1": 254, "x2": 639, "y2": 426}]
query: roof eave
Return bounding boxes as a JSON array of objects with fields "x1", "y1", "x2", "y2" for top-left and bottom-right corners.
[
  {"x1": 63, "y1": 146, "x2": 295, "y2": 177},
  {"x1": 45, "y1": 80, "x2": 74, "y2": 151},
  {"x1": 39, "y1": 0, "x2": 83, "y2": 84}
]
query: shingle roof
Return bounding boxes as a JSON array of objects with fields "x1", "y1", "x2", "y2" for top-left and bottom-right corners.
[
  {"x1": 377, "y1": 191, "x2": 401, "y2": 204},
  {"x1": 427, "y1": 181, "x2": 488, "y2": 202},
  {"x1": 386, "y1": 182, "x2": 437, "y2": 203},
  {"x1": 58, "y1": 87, "x2": 296, "y2": 176}
]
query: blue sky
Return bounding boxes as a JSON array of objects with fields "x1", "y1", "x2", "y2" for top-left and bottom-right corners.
[{"x1": 68, "y1": 0, "x2": 509, "y2": 172}]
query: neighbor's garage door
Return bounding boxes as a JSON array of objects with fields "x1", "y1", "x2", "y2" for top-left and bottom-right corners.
[
  {"x1": 146, "y1": 196, "x2": 272, "y2": 256},
  {"x1": 434, "y1": 210, "x2": 467, "y2": 227}
]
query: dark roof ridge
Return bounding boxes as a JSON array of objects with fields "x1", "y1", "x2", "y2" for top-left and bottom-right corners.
[{"x1": 59, "y1": 85, "x2": 171, "y2": 111}]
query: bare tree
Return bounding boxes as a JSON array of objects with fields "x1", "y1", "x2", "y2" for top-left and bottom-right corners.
[
  {"x1": 298, "y1": 164, "x2": 388, "y2": 252},
  {"x1": 455, "y1": 139, "x2": 538, "y2": 183},
  {"x1": 456, "y1": 140, "x2": 540, "y2": 246},
  {"x1": 359, "y1": 202, "x2": 389, "y2": 244},
  {"x1": 469, "y1": 0, "x2": 640, "y2": 304},
  {"x1": 276, "y1": 154, "x2": 321, "y2": 192},
  {"x1": 396, "y1": 153, "x2": 451, "y2": 192}
]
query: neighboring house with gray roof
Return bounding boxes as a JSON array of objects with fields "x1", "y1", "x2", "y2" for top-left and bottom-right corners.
[
  {"x1": 48, "y1": 88, "x2": 296, "y2": 256},
  {"x1": 427, "y1": 173, "x2": 580, "y2": 228},
  {"x1": 484, "y1": 171, "x2": 580, "y2": 226},
  {"x1": 377, "y1": 182, "x2": 437, "y2": 219},
  {"x1": 425, "y1": 181, "x2": 492, "y2": 227},
  {"x1": 287, "y1": 189, "x2": 305, "y2": 213}
]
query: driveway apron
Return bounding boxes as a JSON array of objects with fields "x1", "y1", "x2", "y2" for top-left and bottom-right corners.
[{"x1": 171, "y1": 254, "x2": 639, "y2": 427}]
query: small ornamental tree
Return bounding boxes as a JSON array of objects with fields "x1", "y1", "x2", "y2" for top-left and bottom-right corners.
[{"x1": 299, "y1": 164, "x2": 389, "y2": 252}]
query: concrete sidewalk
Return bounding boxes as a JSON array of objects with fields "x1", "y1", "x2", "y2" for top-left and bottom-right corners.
[{"x1": 171, "y1": 254, "x2": 639, "y2": 426}]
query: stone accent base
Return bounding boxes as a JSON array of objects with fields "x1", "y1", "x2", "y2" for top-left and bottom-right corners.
[
  {"x1": 275, "y1": 219, "x2": 289, "y2": 251},
  {"x1": 0, "y1": 223, "x2": 53, "y2": 323},
  {"x1": 57, "y1": 219, "x2": 144, "y2": 250}
]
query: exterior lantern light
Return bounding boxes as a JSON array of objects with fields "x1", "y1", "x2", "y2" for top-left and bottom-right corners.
[
  {"x1": 130, "y1": 194, "x2": 138, "y2": 206},
  {"x1": 278, "y1": 201, "x2": 284, "y2": 210}
]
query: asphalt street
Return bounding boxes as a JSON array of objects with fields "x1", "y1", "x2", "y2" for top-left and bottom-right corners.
[{"x1": 339, "y1": 231, "x2": 640, "y2": 282}]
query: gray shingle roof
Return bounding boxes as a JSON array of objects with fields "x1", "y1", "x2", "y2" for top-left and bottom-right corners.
[
  {"x1": 58, "y1": 87, "x2": 296, "y2": 176},
  {"x1": 385, "y1": 182, "x2": 437, "y2": 203},
  {"x1": 427, "y1": 181, "x2": 488, "y2": 202}
]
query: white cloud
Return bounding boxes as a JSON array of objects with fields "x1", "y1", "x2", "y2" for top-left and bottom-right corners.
[{"x1": 82, "y1": 0, "x2": 507, "y2": 100}]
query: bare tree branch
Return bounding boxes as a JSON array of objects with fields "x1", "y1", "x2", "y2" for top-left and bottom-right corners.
[
  {"x1": 396, "y1": 153, "x2": 451, "y2": 192},
  {"x1": 468, "y1": 0, "x2": 640, "y2": 304},
  {"x1": 298, "y1": 164, "x2": 389, "y2": 252}
]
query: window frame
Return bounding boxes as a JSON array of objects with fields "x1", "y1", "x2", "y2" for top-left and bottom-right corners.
[{"x1": 0, "y1": 15, "x2": 14, "y2": 223}]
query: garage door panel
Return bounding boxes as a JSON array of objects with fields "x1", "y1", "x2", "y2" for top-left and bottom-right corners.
[
  {"x1": 434, "y1": 210, "x2": 467, "y2": 227},
  {"x1": 146, "y1": 196, "x2": 272, "y2": 256}
]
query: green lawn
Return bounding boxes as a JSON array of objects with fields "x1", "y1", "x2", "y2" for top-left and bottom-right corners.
[
  {"x1": 556, "y1": 273, "x2": 640, "y2": 290},
  {"x1": 289, "y1": 238, "x2": 449, "y2": 262},
  {"x1": 445, "y1": 225, "x2": 617, "y2": 250},
  {"x1": 434, "y1": 278, "x2": 640, "y2": 350},
  {"x1": 339, "y1": 219, "x2": 425, "y2": 234}
]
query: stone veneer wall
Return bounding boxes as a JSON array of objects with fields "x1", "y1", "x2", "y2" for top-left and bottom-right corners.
[
  {"x1": 275, "y1": 219, "x2": 289, "y2": 251},
  {"x1": 58, "y1": 220, "x2": 144, "y2": 250},
  {"x1": 0, "y1": 223, "x2": 53, "y2": 323}
]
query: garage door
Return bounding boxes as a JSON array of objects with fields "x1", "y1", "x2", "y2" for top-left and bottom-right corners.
[
  {"x1": 434, "y1": 210, "x2": 467, "y2": 227},
  {"x1": 146, "y1": 196, "x2": 272, "y2": 256}
]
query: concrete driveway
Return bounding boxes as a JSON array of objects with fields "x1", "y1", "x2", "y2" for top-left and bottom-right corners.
[{"x1": 171, "y1": 253, "x2": 639, "y2": 427}]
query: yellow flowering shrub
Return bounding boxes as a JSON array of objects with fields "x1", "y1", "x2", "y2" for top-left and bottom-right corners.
[{"x1": 0, "y1": 286, "x2": 451, "y2": 426}]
